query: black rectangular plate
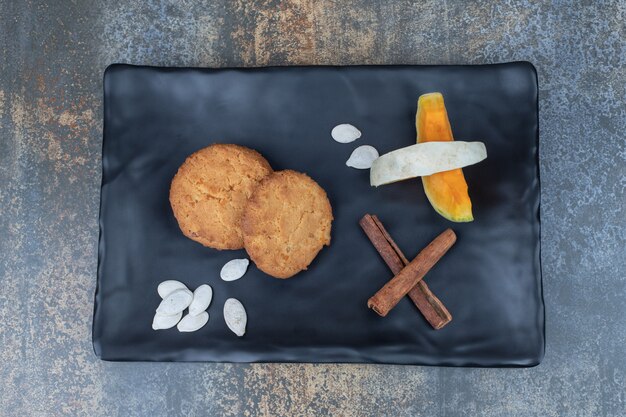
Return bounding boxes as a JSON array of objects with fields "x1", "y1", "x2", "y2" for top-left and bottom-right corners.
[{"x1": 94, "y1": 63, "x2": 543, "y2": 366}]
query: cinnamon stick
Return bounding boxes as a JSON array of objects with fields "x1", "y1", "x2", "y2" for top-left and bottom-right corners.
[
  {"x1": 359, "y1": 215, "x2": 452, "y2": 328},
  {"x1": 367, "y1": 228, "x2": 456, "y2": 317}
]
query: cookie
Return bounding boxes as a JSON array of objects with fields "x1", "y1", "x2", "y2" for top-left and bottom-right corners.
[
  {"x1": 242, "y1": 170, "x2": 333, "y2": 279},
  {"x1": 170, "y1": 144, "x2": 273, "y2": 250}
]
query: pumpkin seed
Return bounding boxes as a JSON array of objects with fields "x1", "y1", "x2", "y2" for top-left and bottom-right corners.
[
  {"x1": 346, "y1": 145, "x2": 379, "y2": 169},
  {"x1": 189, "y1": 284, "x2": 213, "y2": 316},
  {"x1": 220, "y1": 258, "x2": 249, "y2": 281},
  {"x1": 157, "y1": 280, "x2": 188, "y2": 298},
  {"x1": 152, "y1": 311, "x2": 182, "y2": 330},
  {"x1": 331, "y1": 123, "x2": 361, "y2": 143},
  {"x1": 224, "y1": 298, "x2": 247, "y2": 337},
  {"x1": 156, "y1": 288, "x2": 193, "y2": 316},
  {"x1": 177, "y1": 311, "x2": 209, "y2": 332}
]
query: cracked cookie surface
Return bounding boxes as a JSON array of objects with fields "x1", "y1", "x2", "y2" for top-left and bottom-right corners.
[
  {"x1": 242, "y1": 170, "x2": 333, "y2": 279},
  {"x1": 170, "y1": 144, "x2": 273, "y2": 250}
]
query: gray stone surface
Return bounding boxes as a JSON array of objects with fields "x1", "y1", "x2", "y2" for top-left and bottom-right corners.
[{"x1": 0, "y1": 0, "x2": 624, "y2": 415}]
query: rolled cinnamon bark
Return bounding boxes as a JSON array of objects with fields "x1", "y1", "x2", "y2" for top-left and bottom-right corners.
[
  {"x1": 367, "y1": 228, "x2": 456, "y2": 317},
  {"x1": 359, "y1": 215, "x2": 452, "y2": 328}
]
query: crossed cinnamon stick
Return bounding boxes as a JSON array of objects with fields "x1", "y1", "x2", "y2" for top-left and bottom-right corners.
[{"x1": 359, "y1": 214, "x2": 454, "y2": 329}]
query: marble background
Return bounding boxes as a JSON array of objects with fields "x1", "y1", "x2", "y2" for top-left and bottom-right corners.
[{"x1": 0, "y1": 1, "x2": 624, "y2": 416}]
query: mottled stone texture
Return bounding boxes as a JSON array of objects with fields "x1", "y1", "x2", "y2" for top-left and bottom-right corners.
[{"x1": 0, "y1": 0, "x2": 624, "y2": 415}]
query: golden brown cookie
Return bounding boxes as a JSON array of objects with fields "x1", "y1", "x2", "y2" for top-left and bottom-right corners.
[
  {"x1": 170, "y1": 144, "x2": 273, "y2": 250},
  {"x1": 242, "y1": 170, "x2": 333, "y2": 279}
]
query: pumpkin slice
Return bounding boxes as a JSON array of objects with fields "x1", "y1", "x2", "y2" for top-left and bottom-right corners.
[
  {"x1": 417, "y1": 93, "x2": 474, "y2": 222},
  {"x1": 370, "y1": 141, "x2": 487, "y2": 186}
]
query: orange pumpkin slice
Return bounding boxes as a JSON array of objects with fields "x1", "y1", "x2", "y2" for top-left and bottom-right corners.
[{"x1": 416, "y1": 93, "x2": 474, "y2": 222}]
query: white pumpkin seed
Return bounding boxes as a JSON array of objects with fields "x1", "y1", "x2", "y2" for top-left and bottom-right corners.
[
  {"x1": 346, "y1": 145, "x2": 379, "y2": 169},
  {"x1": 152, "y1": 311, "x2": 182, "y2": 330},
  {"x1": 189, "y1": 284, "x2": 213, "y2": 316},
  {"x1": 220, "y1": 258, "x2": 249, "y2": 281},
  {"x1": 157, "y1": 280, "x2": 188, "y2": 298},
  {"x1": 331, "y1": 123, "x2": 361, "y2": 143},
  {"x1": 156, "y1": 288, "x2": 193, "y2": 316},
  {"x1": 177, "y1": 311, "x2": 209, "y2": 332},
  {"x1": 224, "y1": 298, "x2": 247, "y2": 337}
]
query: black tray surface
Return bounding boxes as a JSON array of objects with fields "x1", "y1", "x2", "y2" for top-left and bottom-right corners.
[{"x1": 94, "y1": 63, "x2": 543, "y2": 366}]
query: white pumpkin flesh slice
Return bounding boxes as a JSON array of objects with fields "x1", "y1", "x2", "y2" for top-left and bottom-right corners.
[{"x1": 370, "y1": 141, "x2": 487, "y2": 187}]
